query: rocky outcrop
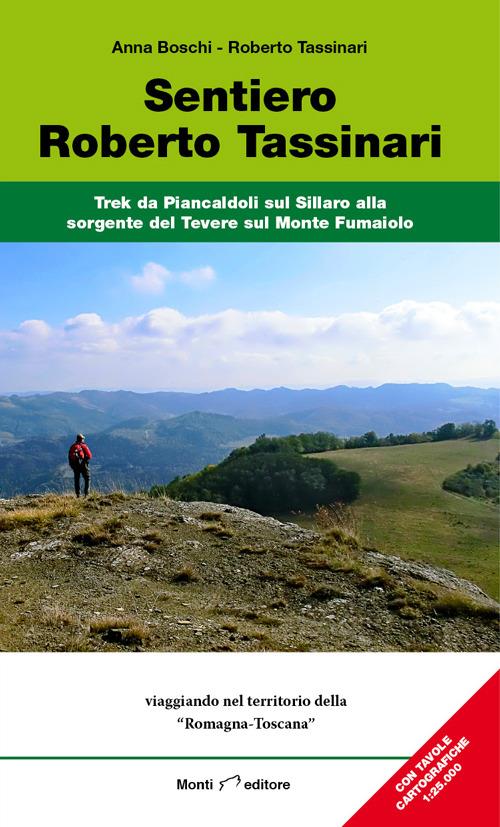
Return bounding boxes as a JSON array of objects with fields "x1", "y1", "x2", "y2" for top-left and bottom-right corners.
[{"x1": 0, "y1": 493, "x2": 498, "y2": 652}]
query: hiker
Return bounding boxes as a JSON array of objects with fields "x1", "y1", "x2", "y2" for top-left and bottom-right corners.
[{"x1": 68, "y1": 433, "x2": 92, "y2": 497}]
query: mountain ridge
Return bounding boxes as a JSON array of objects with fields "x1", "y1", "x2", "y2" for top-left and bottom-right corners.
[{"x1": 1, "y1": 383, "x2": 498, "y2": 443}]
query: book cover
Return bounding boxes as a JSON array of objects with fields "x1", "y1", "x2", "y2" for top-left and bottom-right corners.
[{"x1": 0, "y1": 2, "x2": 498, "y2": 824}]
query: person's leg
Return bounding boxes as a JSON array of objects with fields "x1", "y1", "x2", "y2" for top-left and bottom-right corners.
[
  {"x1": 82, "y1": 465, "x2": 91, "y2": 496},
  {"x1": 73, "y1": 468, "x2": 80, "y2": 497}
]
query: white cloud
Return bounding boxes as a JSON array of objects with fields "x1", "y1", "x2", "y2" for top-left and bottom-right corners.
[
  {"x1": 127, "y1": 308, "x2": 187, "y2": 345},
  {"x1": 379, "y1": 300, "x2": 468, "y2": 339},
  {"x1": 65, "y1": 313, "x2": 106, "y2": 332},
  {"x1": 178, "y1": 266, "x2": 216, "y2": 286},
  {"x1": 130, "y1": 262, "x2": 216, "y2": 294},
  {"x1": 1, "y1": 300, "x2": 499, "y2": 391},
  {"x1": 130, "y1": 262, "x2": 172, "y2": 294},
  {"x1": 18, "y1": 319, "x2": 51, "y2": 338}
]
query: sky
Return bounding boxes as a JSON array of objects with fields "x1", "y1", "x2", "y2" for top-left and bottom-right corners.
[{"x1": 0, "y1": 242, "x2": 499, "y2": 392}]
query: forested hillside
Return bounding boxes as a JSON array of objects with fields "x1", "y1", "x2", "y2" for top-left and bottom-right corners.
[{"x1": 156, "y1": 449, "x2": 360, "y2": 514}]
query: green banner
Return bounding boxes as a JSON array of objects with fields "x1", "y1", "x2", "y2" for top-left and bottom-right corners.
[{"x1": 0, "y1": 182, "x2": 497, "y2": 241}]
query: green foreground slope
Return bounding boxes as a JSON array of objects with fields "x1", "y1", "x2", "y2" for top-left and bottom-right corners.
[{"x1": 316, "y1": 438, "x2": 499, "y2": 599}]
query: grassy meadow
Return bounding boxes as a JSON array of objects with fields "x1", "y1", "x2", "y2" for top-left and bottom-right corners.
[{"x1": 309, "y1": 438, "x2": 499, "y2": 600}]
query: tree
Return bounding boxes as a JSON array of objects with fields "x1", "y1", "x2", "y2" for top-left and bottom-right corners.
[
  {"x1": 481, "y1": 419, "x2": 497, "y2": 439},
  {"x1": 434, "y1": 422, "x2": 457, "y2": 441}
]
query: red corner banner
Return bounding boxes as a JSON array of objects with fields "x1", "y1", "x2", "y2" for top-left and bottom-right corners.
[{"x1": 344, "y1": 671, "x2": 499, "y2": 826}]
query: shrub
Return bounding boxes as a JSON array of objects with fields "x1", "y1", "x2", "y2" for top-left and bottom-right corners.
[{"x1": 443, "y1": 458, "x2": 499, "y2": 502}]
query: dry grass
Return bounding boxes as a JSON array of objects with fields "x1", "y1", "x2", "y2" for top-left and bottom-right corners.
[
  {"x1": 233, "y1": 609, "x2": 281, "y2": 627},
  {"x1": 72, "y1": 518, "x2": 124, "y2": 547},
  {"x1": 89, "y1": 616, "x2": 133, "y2": 633},
  {"x1": 386, "y1": 583, "x2": 427, "y2": 614},
  {"x1": 142, "y1": 530, "x2": 162, "y2": 544},
  {"x1": 172, "y1": 565, "x2": 199, "y2": 583},
  {"x1": 0, "y1": 499, "x2": 81, "y2": 531},
  {"x1": 101, "y1": 492, "x2": 127, "y2": 503},
  {"x1": 258, "y1": 569, "x2": 279, "y2": 581},
  {"x1": 358, "y1": 567, "x2": 396, "y2": 590},
  {"x1": 256, "y1": 614, "x2": 281, "y2": 627},
  {"x1": 285, "y1": 574, "x2": 307, "y2": 588},
  {"x1": 61, "y1": 635, "x2": 95, "y2": 652},
  {"x1": 301, "y1": 553, "x2": 333, "y2": 571},
  {"x1": 405, "y1": 579, "x2": 446, "y2": 600},
  {"x1": 102, "y1": 516, "x2": 124, "y2": 531},
  {"x1": 269, "y1": 597, "x2": 287, "y2": 608},
  {"x1": 42, "y1": 606, "x2": 80, "y2": 628},
  {"x1": 89, "y1": 616, "x2": 150, "y2": 645},
  {"x1": 202, "y1": 522, "x2": 234, "y2": 539},
  {"x1": 249, "y1": 631, "x2": 271, "y2": 643},
  {"x1": 316, "y1": 503, "x2": 360, "y2": 546},
  {"x1": 324, "y1": 528, "x2": 361, "y2": 550},
  {"x1": 72, "y1": 529, "x2": 111, "y2": 546},
  {"x1": 398, "y1": 606, "x2": 420, "y2": 620},
  {"x1": 402, "y1": 578, "x2": 492, "y2": 615},
  {"x1": 328, "y1": 558, "x2": 361, "y2": 575},
  {"x1": 387, "y1": 596, "x2": 407, "y2": 611},
  {"x1": 432, "y1": 593, "x2": 499, "y2": 619},
  {"x1": 383, "y1": 578, "x2": 498, "y2": 621},
  {"x1": 239, "y1": 546, "x2": 267, "y2": 555},
  {"x1": 121, "y1": 624, "x2": 151, "y2": 644},
  {"x1": 199, "y1": 511, "x2": 223, "y2": 521},
  {"x1": 310, "y1": 585, "x2": 345, "y2": 601},
  {"x1": 142, "y1": 530, "x2": 163, "y2": 553}
]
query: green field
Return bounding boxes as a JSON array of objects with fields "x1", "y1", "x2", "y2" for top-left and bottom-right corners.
[{"x1": 313, "y1": 438, "x2": 499, "y2": 600}]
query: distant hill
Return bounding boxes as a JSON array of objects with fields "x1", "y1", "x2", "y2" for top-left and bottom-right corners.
[{"x1": 0, "y1": 383, "x2": 498, "y2": 443}]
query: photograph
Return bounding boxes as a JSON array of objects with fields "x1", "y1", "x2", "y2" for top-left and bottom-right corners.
[{"x1": 0, "y1": 241, "x2": 498, "y2": 653}]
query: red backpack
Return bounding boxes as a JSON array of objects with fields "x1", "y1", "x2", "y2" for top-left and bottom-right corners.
[{"x1": 69, "y1": 443, "x2": 85, "y2": 467}]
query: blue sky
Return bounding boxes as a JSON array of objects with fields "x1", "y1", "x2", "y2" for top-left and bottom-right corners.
[
  {"x1": 1, "y1": 243, "x2": 498, "y2": 325},
  {"x1": 0, "y1": 243, "x2": 498, "y2": 392}
]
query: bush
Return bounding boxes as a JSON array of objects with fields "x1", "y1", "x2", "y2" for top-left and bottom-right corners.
[{"x1": 443, "y1": 458, "x2": 499, "y2": 502}]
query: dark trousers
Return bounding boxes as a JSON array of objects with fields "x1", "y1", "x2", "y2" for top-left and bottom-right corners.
[{"x1": 73, "y1": 463, "x2": 90, "y2": 497}]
